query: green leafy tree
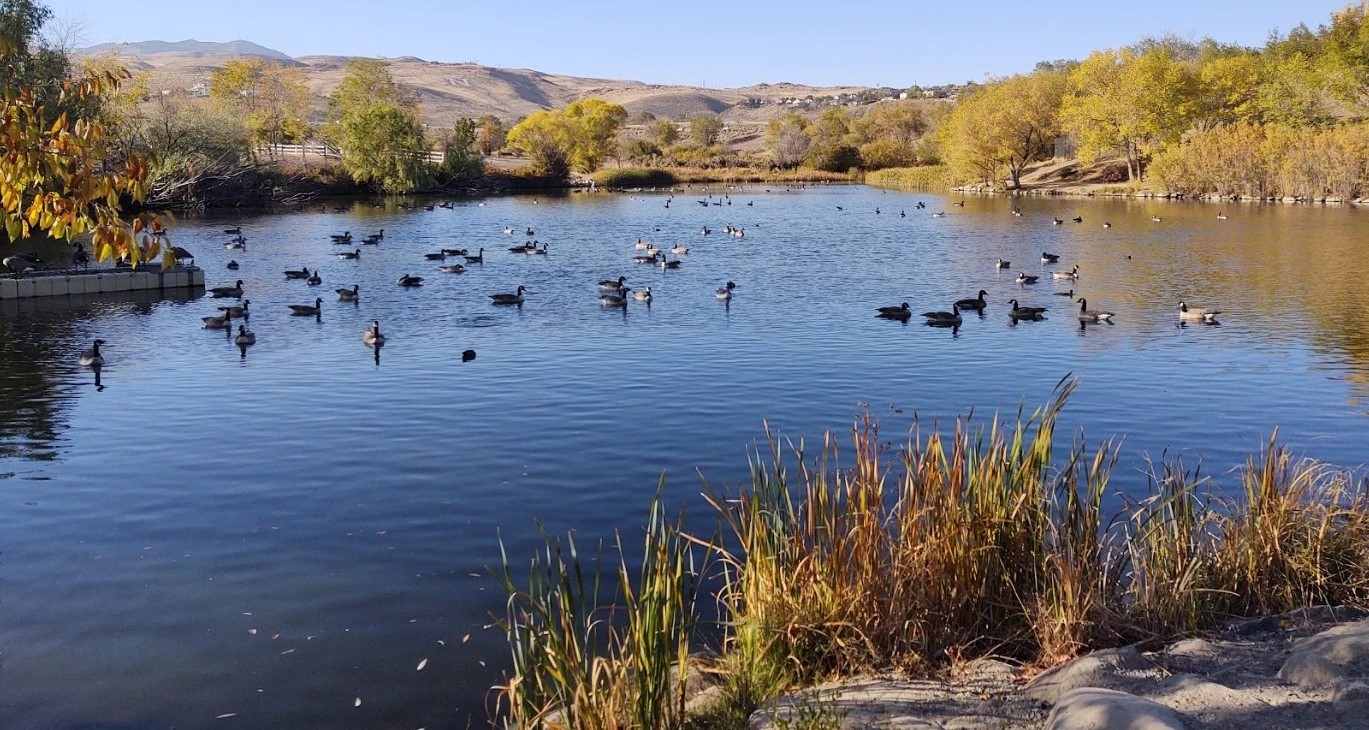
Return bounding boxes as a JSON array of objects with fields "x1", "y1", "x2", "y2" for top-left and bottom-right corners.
[
  {"x1": 326, "y1": 59, "x2": 432, "y2": 193},
  {"x1": 443, "y1": 117, "x2": 484, "y2": 180},
  {"x1": 689, "y1": 114, "x2": 724, "y2": 146},
  {"x1": 804, "y1": 107, "x2": 858, "y2": 172}
]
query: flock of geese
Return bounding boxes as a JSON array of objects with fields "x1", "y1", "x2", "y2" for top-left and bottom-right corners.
[{"x1": 71, "y1": 196, "x2": 1230, "y2": 369}]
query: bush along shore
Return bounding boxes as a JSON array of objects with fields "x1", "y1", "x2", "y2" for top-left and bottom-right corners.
[{"x1": 494, "y1": 380, "x2": 1369, "y2": 728}]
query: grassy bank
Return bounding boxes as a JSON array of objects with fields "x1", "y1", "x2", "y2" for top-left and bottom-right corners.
[
  {"x1": 593, "y1": 167, "x2": 855, "y2": 186},
  {"x1": 594, "y1": 168, "x2": 681, "y2": 188},
  {"x1": 865, "y1": 165, "x2": 950, "y2": 190},
  {"x1": 495, "y1": 381, "x2": 1369, "y2": 728}
]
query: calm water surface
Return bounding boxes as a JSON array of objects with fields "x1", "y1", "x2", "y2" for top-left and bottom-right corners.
[{"x1": 2, "y1": 186, "x2": 1369, "y2": 728}]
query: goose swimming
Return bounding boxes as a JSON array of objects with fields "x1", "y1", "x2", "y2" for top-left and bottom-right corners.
[
  {"x1": 490, "y1": 285, "x2": 527, "y2": 305},
  {"x1": 955, "y1": 290, "x2": 988, "y2": 311},
  {"x1": 337, "y1": 285, "x2": 360, "y2": 301},
  {"x1": 397, "y1": 274, "x2": 424, "y2": 287},
  {"x1": 1008, "y1": 299, "x2": 1048, "y2": 318},
  {"x1": 1077, "y1": 298, "x2": 1115, "y2": 322},
  {"x1": 1178, "y1": 301, "x2": 1221, "y2": 322},
  {"x1": 1052, "y1": 265, "x2": 1079, "y2": 280},
  {"x1": 716, "y1": 281, "x2": 736, "y2": 300},
  {"x1": 233, "y1": 325, "x2": 256, "y2": 346},
  {"x1": 1016, "y1": 272, "x2": 1040, "y2": 285},
  {"x1": 363, "y1": 320, "x2": 386, "y2": 346},
  {"x1": 921, "y1": 303, "x2": 962, "y2": 325},
  {"x1": 289, "y1": 298, "x2": 323, "y2": 316},
  {"x1": 877, "y1": 302, "x2": 912, "y2": 319},
  {"x1": 79, "y1": 339, "x2": 105, "y2": 367}
]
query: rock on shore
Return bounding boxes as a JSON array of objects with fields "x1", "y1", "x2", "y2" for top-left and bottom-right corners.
[{"x1": 750, "y1": 606, "x2": 1369, "y2": 729}]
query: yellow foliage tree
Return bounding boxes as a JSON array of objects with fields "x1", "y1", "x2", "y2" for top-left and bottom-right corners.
[{"x1": 943, "y1": 71, "x2": 1065, "y2": 187}]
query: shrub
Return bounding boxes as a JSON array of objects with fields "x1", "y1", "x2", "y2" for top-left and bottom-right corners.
[{"x1": 594, "y1": 168, "x2": 679, "y2": 188}]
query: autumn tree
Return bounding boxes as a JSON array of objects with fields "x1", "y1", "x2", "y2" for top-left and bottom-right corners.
[
  {"x1": 1060, "y1": 47, "x2": 1197, "y2": 181},
  {"x1": 943, "y1": 71, "x2": 1065, "y2": 187},
  {"x1": 474, "y1": 114, "x2": 506, "y2": 155},
  {"x1": 505, "y1": 99, "x2": 627, "y2": 176},
  {"x1": 765, "y1": 113, "x2": 810, "y2": 168},
  {"x1": 326, "y1": 59, "x2": 432, "y2": 193},
  {"x1": 1, "y1": 0, "x2": 161, "y2": 264},
  {"x1": 210, "y1": 58, "x2": 313, "y2": 149},
  {"x1": 689, "y1": 114, "x2": 724, "y2": 146},
  {"x1": 651, "y1": 118, "x2": 679, "y2": 146}
]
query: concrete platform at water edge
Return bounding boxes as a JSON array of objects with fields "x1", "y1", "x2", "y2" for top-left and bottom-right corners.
[{"x1": 0, "y1": 266, "x2": 205, "y2": 300}]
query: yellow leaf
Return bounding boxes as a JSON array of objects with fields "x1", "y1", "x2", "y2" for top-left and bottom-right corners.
[{"x1": 160, "y1": 250, "x2": 176, "y2": 269}]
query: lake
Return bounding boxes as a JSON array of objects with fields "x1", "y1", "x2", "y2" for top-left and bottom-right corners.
[{"x1": 1, "y1": 185, "x2": 1368, "y2": 728}]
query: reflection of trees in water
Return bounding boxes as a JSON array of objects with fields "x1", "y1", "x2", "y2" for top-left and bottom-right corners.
[{"x1": 0, "y1": 288, "x2": 199, "y2": 461}]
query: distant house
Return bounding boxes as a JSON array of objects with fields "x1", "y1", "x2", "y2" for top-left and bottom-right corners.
[
  {"x1": 187, "y1": 83, "x2": 209, "y2": 98},
  {"x1": 898, "y1": 92, "x2": 908, "y2": 100}
]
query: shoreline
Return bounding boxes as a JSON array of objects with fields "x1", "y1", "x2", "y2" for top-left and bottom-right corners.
[{"x1": 948, "y1": 183, "x2": 1369, "y2": 205}]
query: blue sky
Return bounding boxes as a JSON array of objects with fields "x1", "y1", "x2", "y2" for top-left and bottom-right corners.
[{"x1": 52, "y1": 0, "x2": 1351, "y2": 87}]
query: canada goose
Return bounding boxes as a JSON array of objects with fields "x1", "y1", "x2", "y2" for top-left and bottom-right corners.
[
  {"x1": 1053, "y1": 217, "x2": 1064, "y2": 225},
  {"x1": 600, "y1": 288, "x2": 630, "y2": 307},
  {"x1": 397, "y1": 274, "x2": 424, "y2": 287},
  {"x1": 233, "y1": 325, "x2": 256, "y2": 346},
  {"x1": 1008, "y1": 299, "x2": 1048, "y2": 318},
  {"x1": 528, "y1": 243, "x2": 549, "y2": 255},
  {"x1": 490, "y1": 285, "x2": 527, "y2": 305},
  {"x1": 503, "y1": 226, "x2": 514, "y2": 235},
  {"x1": 716, "y1": 281, "x2": 736, "y2": 300},
  {"x1": 955, "y1": 290, "x2": 988, "y2": 311},
  {"x1": 363, "y1": 320, "x2": 386, "y2": 346},
  {"x1": 1052, "y1": 265, "x2": 1080, "y2": 280},
  {"x1": 338, "y1": 249, "x2": 360, "y2": 260},
  {"x1": 921, "y1": 303, "x2": 962, "y2": 325},
  {"x1": 1151, "y1": 216, "x2": 1162, "y2": 223},
  {"x1": 634, "y1": 253, "x2": 659, "y2": 264},
  {"x1": 835, "y1": 206, "x2": 843, "y2": 211},
  {"x1": 439, "y1": 264, "x2": 465, "y2": 273},
  {"x1": 464, "y1": 248, "x2": 485, "y2": 264},
  {"x1": 289, "y1": 298, "x2": 323, "y2": 316},
  {"x1": 877, "y1": 302, "x2": 912, "y2": 318},
  {"x1": 71, "y1": 244, "x2": 89, "y2": 269},
  {"x1": 462, "y1": 349, "x2": 477, "y2": 362},
  {"x1": 932, "y1": 211, "x2": 946, "y2": 218},
  {"x1": 508, "y1": 242, "x2": 534, "y2": 253},
  {"x1": 1077, "y1": 298, "x2": 1115, "y2": 322},
  {"x1": 3, "y1": 254, "x2": 37, "y2": 275},
  {"x1": 171, "y1": 246, "x2": 195, "y2": 265},
  {"x1": 225, "y1": 237, "x2": 246, "y2": 250},
  {"x1": 284, "y1": 266, "x2": 310, "y2": 280},
  {"x1": 525, "y1": 227, "x2": 534, "y2": 236},
  {"x1": 209, "y1": 280, "x2": 244, "y2": 298},
  {"x1": 899, "y1": 209, "x2": 906, "y2": 217},
  {"x1": 217, "y1": 300, "x2": 249, "y2": 318},
  {"x1": 226, "y1": 260, "x2": 240, "y2": 270},
  {"x1": 599, "y1": 275, "x2": 628, "y2": 291},
  {"x1": 329, "y1": 231, "x2": 352, "y2": 242},
  {"x1": 1016, "y1": 272, "x2": 1040, "y2": 285},
  {"x1": 660, "y1": 258, "x2": 682, "y2": 270},
  {"x1": 223, "y1": 227, "x2": 241, "y2": 235},
  {"x1": 701, "y1": 227, "x2": 711, "y2": 235},
  {"x1": 1012, "y1": 209, "x2": 1023, "y2": 217},
  {"x1": 362, "y1": 229, "x2": 384, "y2": 242},
  {"x1": 916, "y1": 201, "x2": 926, "y2": 209},
  {"x1": 1217, "y1": 212, "x2": 1228, "y2": 220},
  {"x1": 996, "y1": 258, "x2": 1011, "y2": 269},
  {"x1": 671, "y1": 244, "x2": 689, "y2": 255},
  {"x1": 79, "y1": 339, "x2": 105, "y2": 367},
  {"x1": 1103, "y1": 222, "x2": 1112, "y2": 229},
  {"x1": 1178, "y1": 301, "x2": 1221, "y2": 321},
  {"x1": 441, "y1": 247, "x2": 470, "y2": 257},
  {"x1": 953, "y1": 200, "x2": 965, "y2": 207},
  {"x1": 635, "y1": 238, "x2": 650, "y2": 250},
  {"x1": 1041, "y1": 252, "x2": 1060, "y2": 263},
  {"x1": 306, "y1": 271, "x2": 322, "y2": 286},
  {"x1": 1071, "y1": 216, "x2": 1083, "y2": 223},
  {"x1": 634, "y1": 287, "x2": 652, "y2": 302},
  {"x1": 337, "y1": 285, "x2": 360, "y2": 301},
  {"x1": 203, "y1": 311, "x2": 232, "y2": 329},
  {"x1": 424, "y1": 252, "x2": 446, "y2": 260},
  {"x1": 1054, "y1": 289, "x2": 1075, "y2": 298}
]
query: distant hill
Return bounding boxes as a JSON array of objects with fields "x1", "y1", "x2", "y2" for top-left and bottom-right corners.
[
  {"x1": 75, "y1": 40, "x2": 935, "y2": 140},
  {"x1": 80, "y1": 39, "x2": 293, "y2": 61}
]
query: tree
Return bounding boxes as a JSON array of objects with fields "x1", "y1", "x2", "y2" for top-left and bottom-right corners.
[
  {"x1": 765, "y1": 114, "x2": 810, "y2": 168},
  {"x1": 651, "y1": 118, "x2": 679, "y2": 146},
  {"x1": 1060, "y1": 48, "x2": 1197, "y2": 181},
  {"x1": 506, "y1": 110, "x2": 575, "y2": 177},
  {"x1": 563, "y1": 98, "x2": 627, "y2": 172},
  {"x1": 803, "y1": 107, "x2": 857, "y2": 171},
  {"x1": 211, "y1": 59, "x2": 312, "y2": 149},
  {"x1": 443, "y1": 117, "x2": 484, "y2": 180},
  {"x1": 853, "y1": 100, "x2": 926, "y2": 146},
  {"x1": 505, "y1": 99, "x2": 627, "y2": 176},
  {"x1": 475, "y1": 114, "x2": 506, "y2": 155},
  {"x1": 689, "y1": 114, "x2": 724, "y2": 146},
  {"x1": 1193, "y1": 52, "x2": 1263, "y2": 129},
  {"x1": 1, "y1": 0, "x2": 160, "y2": 263},
  {"x1": 326, "y1": 59, "x2": 432, "y2": 193}
]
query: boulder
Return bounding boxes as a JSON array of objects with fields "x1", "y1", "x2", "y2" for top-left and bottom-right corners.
[
  {"x1": 1026, "y1": 647, "x2": 1152, "y2": 704},
  {"x1": 1334, "y1": 681, "x2": 1369, "y2": 724},
  {"x1": 1045, "y1": 688, "x2": 1187, "y2": 730},
  {"x1": 1278, "y1": 651, "x2": 1348, "y2": 689},
  {"x1": 1291, "y1": 619, "x2": 1369, "y2": 665}
]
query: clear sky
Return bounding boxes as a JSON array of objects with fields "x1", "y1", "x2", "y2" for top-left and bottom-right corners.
[{"x1": 50, "y1": 0, "x2": 1353, "y2": 88}]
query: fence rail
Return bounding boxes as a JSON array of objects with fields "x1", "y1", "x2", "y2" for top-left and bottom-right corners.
[{"x1": 258, "y1": 143, "x2": 444, "y2": 164}]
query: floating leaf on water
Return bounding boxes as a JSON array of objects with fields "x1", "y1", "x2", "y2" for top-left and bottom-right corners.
[
  {"x1": 247, "y1": 629, "x2": 257, "y2": 635},
  {"x1": 280, "y1": 649, "x2": 295, "y2": 655},
  {"x1": 416, "y1": 658, "x2": 428, "y2": 671},
  {"x1": 271, "y1": 633, "x2": 280, "y2": 640},
  {"x1": 354, "y1": 697, "x2": 362, "y2": 707},
  {"x1": 461, "y1": 634, "x2": 470, "y2": 644},
  {"x1": 437, "y1": 640, "x2": 445, "y2": 646},
  {"x1": 215, "y1": 713, "x2": 236, "y2": 719}
]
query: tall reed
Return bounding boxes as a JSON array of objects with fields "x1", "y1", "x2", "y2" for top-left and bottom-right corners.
[{"x1": 494, "y1": 383, "x2": 1369, "y2": 728}]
